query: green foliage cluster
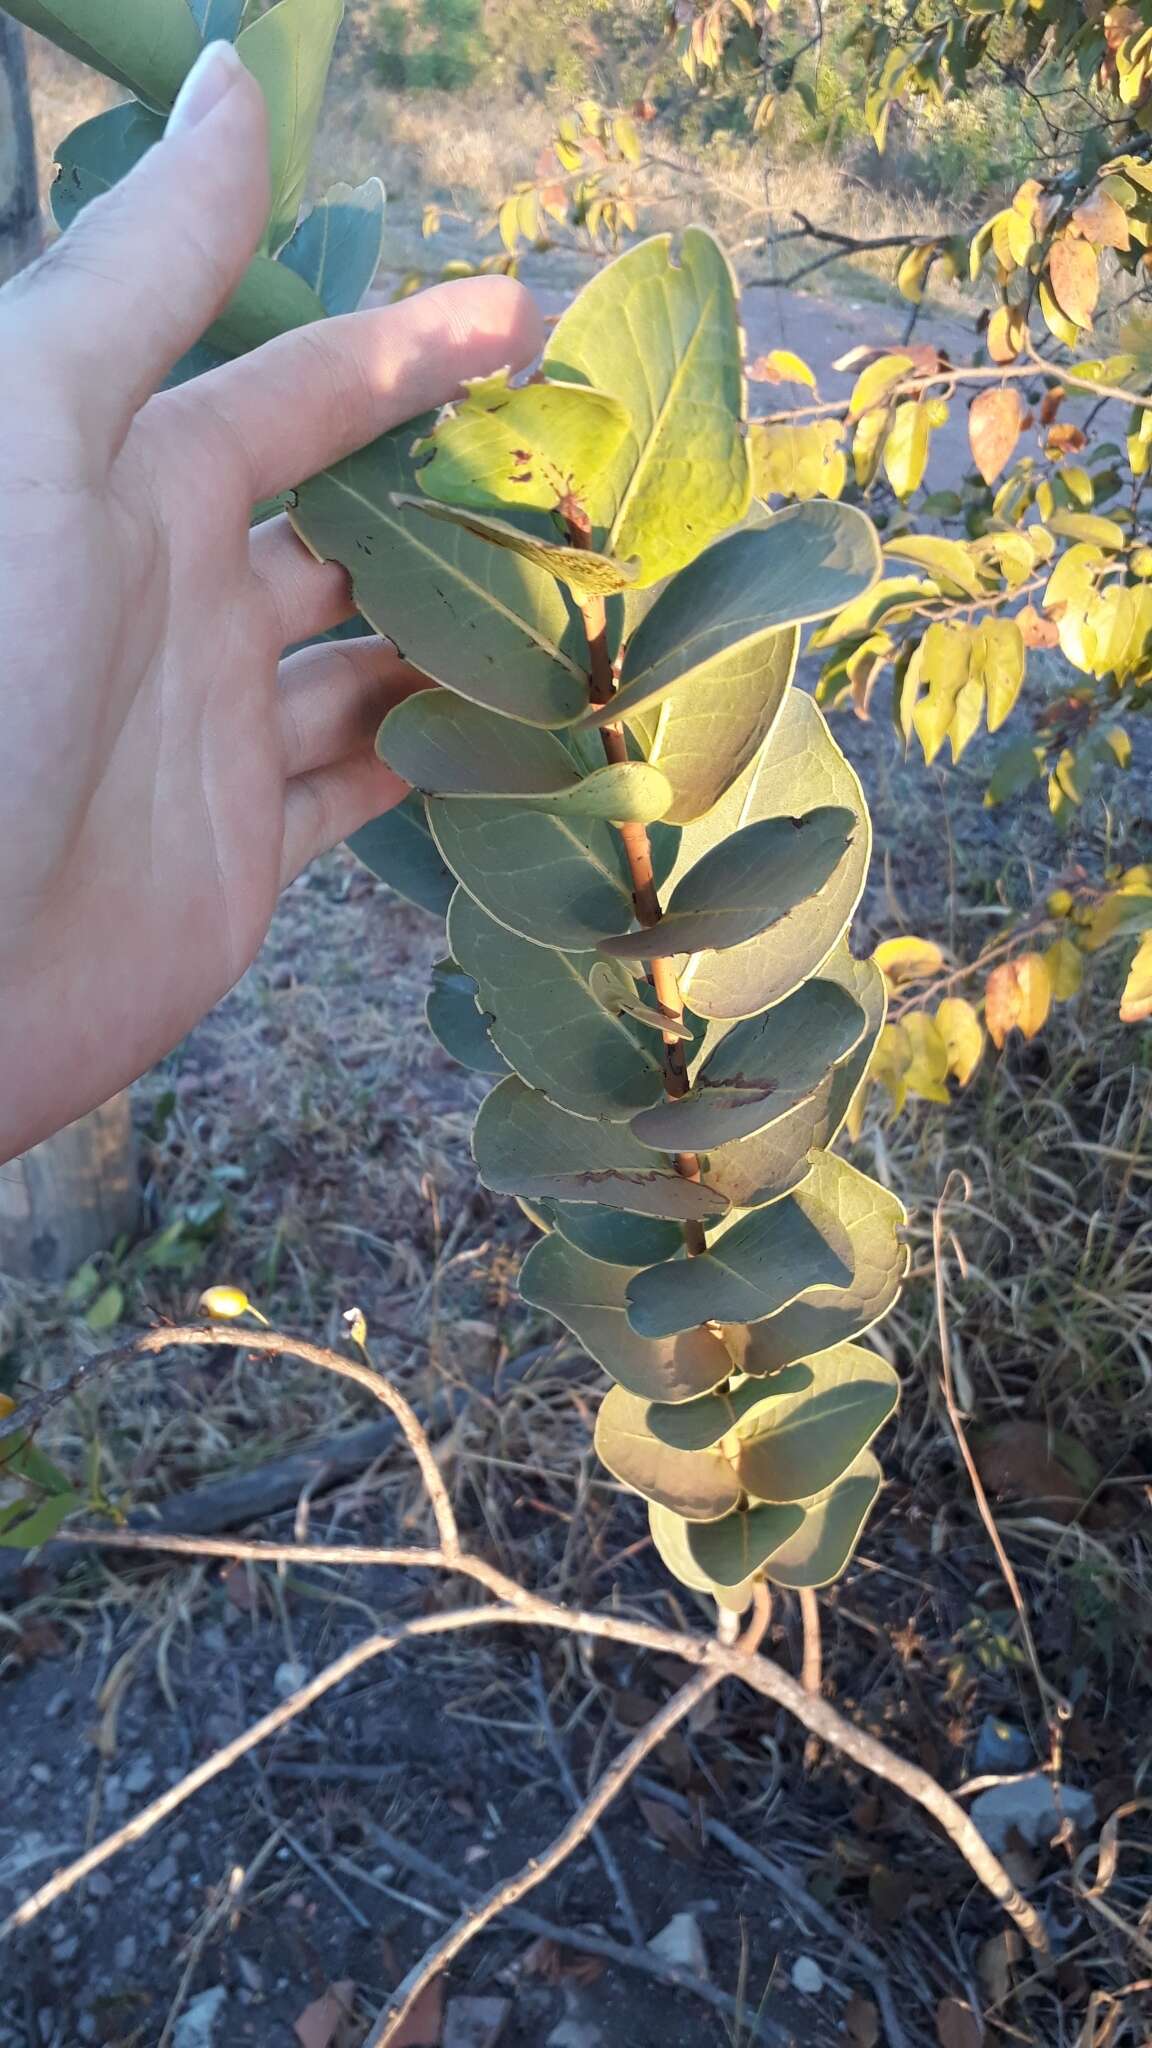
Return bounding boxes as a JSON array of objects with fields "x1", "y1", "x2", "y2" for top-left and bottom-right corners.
[
  {"x1": 3, "y1": 1, "x2": 913, "y2": 1608},
  {"x1": 376, "y1": 0, "x2": 487, "y2": 93}
]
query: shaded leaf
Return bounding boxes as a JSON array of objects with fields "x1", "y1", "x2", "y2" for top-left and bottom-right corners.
[
  {"x1": 675, "y1": 693, "x2": 871, "y2": 1019},
  {"x1": 721, "y1": 1151, "x2": 908, "y2": 1374},
  {"x1": 935, "y1": 1996, "x2": 985, "y2": 2048},
  {"x1": 519, "y1": 1233, "x2": 734, "y2": 1402},
  {"x1": 4, "y1": 0, "x2": 201, "y2": 107},
  {"x1": 597, "y1": 505, "x2": 880, "y2": 728},
  {"x1": 625, "y1": 1188, "x2": 852, "y2": 1338},
  {"x1": 757, "y1": 1450, "x2": 882, "y2": 1589},
  {"x1": 291, "y1": 421, "x2": 589, "y2": 728},
  {"x1": 541, "y1": 1203, "x2": 683, "y2": 1269},
  {"x1": 969, "y1": 388, "x2": 1025, "y2": 486},
  {"x1": 380, "y1": 692, "x2": 669, "y2": 821},
  {"x1": 425, "y1": 959, "x2": 509, "y2": 1077},
  {"x1": 633, "y1": 627, "x2": 799, "y2": 826},
  {"x1": 1045, "y1": 936, "x2": 1085, "y2": 1001},
  {"x1": 413, "y1": 369, "x2": 630, "y2": 515},
  {"x1": 429, "y1": 799, "x2": 636, "y2": 951},
  {"x1": 237, "y1": 0, "x2": 343, "y2": 252},
  {"x1": 348, "y1": 793, "x2": 455, "y2": 918},
  {"x1": 544, "y1": 228, "x2": 750, "y2": 586},
  {"x1": 630, "y1": 978, "x2": 865, "y2": 1150},
  {"x1": 51, "y1": 102, "x2": 165, "y2": 232},
  {"x1": 598, "y1": 807, "x2": 856, "y2": 962},
  {"x1": 686, "y1": 1499, "x2": 805, "y2": 1583},
  {"x1": 280, "y1": 179, "x2": 386, "y2": 315},
  {"x1": 474, "y1": 1078, "x2": 727, "y2": 1219},
  {"x1": 448, "y1": 894, "x2": 664, "y2": 1116}
]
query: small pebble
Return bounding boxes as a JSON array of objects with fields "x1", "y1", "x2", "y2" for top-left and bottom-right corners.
[
  {"x1": 272, "y1": 1660, "x2": 310, "y2": 1699},
  {"x1": 29, "y1": 1764, "x2": 52, "y2": 1787},
  {"x1": 114, "y1": 1934, "x2": 138, "y2": 1973},
  {"x1": 77, "y1": 2021, "x2": 98, "y2": 2044},
  {"x1": 148, "y1": 1855, "x2": 179, "y2": 1892},
  {"x1": 790, "y1": 1955, "x2": 825, "y2": 1995},
  {"x1": 51, "y1": 1935, "x2": 79, "y2": 1964},
  {"x1": 156, "y1": 1918, "x2": 173, "y2": 1950},
  {"x1": 37, "y1": 2007, "x2": 55, "y2": 2043},
  {"x1": 86, "y1": 1873, "x2": 112, "y2": 1900},
  {"x1": 123, "y1": 1757, "x2": 156, "y2": 1796}
]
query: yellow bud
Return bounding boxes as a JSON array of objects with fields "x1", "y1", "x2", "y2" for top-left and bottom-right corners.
[
  {"x1": 1131, "y1": 545, "x2": 1152, "y2": 578},
  {"x1": 199, "y1": 1285, "x2": 253, "y2": 1322},
  {"x1": 342, "y1": 1306, "x2": 369, "y2": 1349},
  {"x1": 925, "y1": 397, "x2": 950, "y2": 428},
  {"x1": 1047, "y1": 888, "x2": 1074, "y2": 917}
]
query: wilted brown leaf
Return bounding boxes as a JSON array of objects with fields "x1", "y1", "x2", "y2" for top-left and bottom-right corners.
[
  {"x1": 936, "y1": 1996, "x2": 985, "y2": 2048},
  {"x1": 1038, "y1": 386, "x2": 1065, "y2": 425},
  {"x1": 845, "y1": 1995, "x2": 881, "y2": 2047},
  {"x1": 519, "y1": 1937, "x2": 604, "y2": 1987},
  {"x1": 388, "y1": 1980, "x2": 445, "y2": 2048},
  {"x1": 972, "y1": 1420, "x2": 1095, "y2": 1521},
  {"x1": 1048, "y1": 236, "x2": 1100, "y2": 326},
  {"x1": 636, "y1": 1795, "x2": 699, "y2": 1858},
  {"x1": 976, "y1": 1928, "x2": 1023, "y2": 2005},
  {"x1": 1071, "y1": 186, "x2": 1130, "y2": 251},
  {"x1": 1046, "y1": 422, "x2": 1087, "y2": 457},
  {"x1": 969, "y1": 387, "x2": 1025, "y2": 485},
  {"x1": 294, "y1": 1982, "x2": 359, "y2": 2048},
  {"x1": 984, "y1": 952, "x2": 1051, "y2": 1046}
]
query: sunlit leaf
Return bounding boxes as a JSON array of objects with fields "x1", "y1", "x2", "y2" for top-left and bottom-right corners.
[
  {"x1": 237, "y1": 0, "x2": 343, "y2": 251},
  {"x1": 968, "y1": 387, "x2": 1025, "y2": 486},
  {"x1": 936, "y1": 997, "x2": 984, "y2": 1085},
  {"x1": 984, "y1": 953, "x2": 1052, "y2": 1047},
  {"x1": 412, "y1": 369, "x2": 631, "y2": 516}
]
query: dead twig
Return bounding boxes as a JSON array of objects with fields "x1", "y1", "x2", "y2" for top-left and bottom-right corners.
[
  {"x1": 529, "y1": 1653, "x2": 646, "y2": 1947},
  {"x1": 365, "y1": 1666, "x2": 724, "y2": 2047}
]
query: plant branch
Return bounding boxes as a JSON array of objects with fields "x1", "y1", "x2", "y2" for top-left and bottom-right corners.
[
  {"x1": 529, "y1": 1654, "x2": 646, "y2": 1946},
  {"x1": 364, "y1": 1666, "x2": 723, "y2": 2047},
  {"x1": 757, "y1": 348, "x2": 1152, "y2": 428},
  {"x1": 1, "y1": 1325, "x2": 1052, "y2": 1964}
]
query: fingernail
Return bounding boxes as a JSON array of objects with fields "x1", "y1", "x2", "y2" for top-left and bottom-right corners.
[{"x1": 167, "y1": 40, "x2": 245, "y2": 136}]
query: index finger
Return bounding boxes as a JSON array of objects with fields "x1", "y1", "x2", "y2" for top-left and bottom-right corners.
[{"x1": 166, "y1": 275, "x2": 544, "y2": 504}]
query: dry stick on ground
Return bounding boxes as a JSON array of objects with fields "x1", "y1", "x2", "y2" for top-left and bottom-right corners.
[
  {"x1": 529, "y1": 1653, "x2": 646, "y2": 1947},
  {"x1": 931, "y1": 1175, "x2": 1070, "y2": 1766},
  {"x1": 365, "y1": 1665, "x2": 724, "y2": 2047},
  {"x1": 798, "y1": 1586, "x2": 823, "y2": 1771},
  {"x1": 0, "y1": 1323, "x2": 1050, "y2": 1975}
]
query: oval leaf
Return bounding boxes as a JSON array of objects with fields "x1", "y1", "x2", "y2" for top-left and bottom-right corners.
[
  {"x1": 348, "y1": 792, "x2": 455, "y2": 917},
  {"x1": 413, "y1": 369, "x2": 631, "y2": 515},
  {"x1": 429, "y1": 799, "x2": 636, "y2": 951},
  {"x1": 969, "y1": 388, "x2": 1025, "y2": 487},
  {"x1": 520, "y1": 1233, "x2": 734, "y2": 1403},
  {"x1": 474, "y1": 1077, "x2": 728, "y2": 1219},
  {"x1": 625, "y1": 1188, "x2": 852, "y2": 1339},
  {"x1": 760, "y1": 1451, "x2": 882, "y2": 1589},
  {"x1": 425, "y1": 958, "x2": 509, "y2": 1077},
  {"x1": 733, "y1": 1343, "x2": 899, "y2": 1502}
]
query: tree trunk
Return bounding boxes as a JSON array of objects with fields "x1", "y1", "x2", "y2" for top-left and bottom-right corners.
[
  {"x1": 0, "y1": 15, "x2": 41, "y2": 284},
  {"x1": 0, "y1": 32, "x2": 140, "y2": 1284},
  {"x1": 0, "y1": 1095, "x2": 140, "y2": 1281}
]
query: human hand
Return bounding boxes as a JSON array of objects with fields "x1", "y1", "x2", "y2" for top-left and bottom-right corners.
[{"x1": 0, "y1": 40, "x2": 541, "y2": 1162}]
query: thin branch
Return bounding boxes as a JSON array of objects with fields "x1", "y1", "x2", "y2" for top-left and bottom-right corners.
[
  {"x1": 529, "y1": 1654, "x2": 646, "y2": 1947},
  {"x1": 365, "y1": 1667, "x2": 723, "y2": 2047},
  {"x1": 757, "y1": 347, "x2": 1152, "y2": 428},
  {"x1": 798, "y1": 1587, "x2": 822, "y2": 1698},
  {"x1": 931, "y1": 1177, "x2": 1069, "y2": 1765}
]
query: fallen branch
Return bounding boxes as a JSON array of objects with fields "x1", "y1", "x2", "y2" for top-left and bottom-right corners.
[
  {"x1": 0, "y1": 1325, "x2": 1052, "y2": 1981},
  {"x1": 529, "y1": 1653, "x2": 646, "y2": 1948}
]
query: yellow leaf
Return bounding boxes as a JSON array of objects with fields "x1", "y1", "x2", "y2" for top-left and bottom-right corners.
[
  {"x1": 968, "y1": 386, "x2": 1025, "y2": 486},
  {"x1": 871, "y1": 1021, "x2": 913, "y2": 1117},
  {"x1": 497, "y1": 195, "x2": 521, "y2": 254},
  {"x1": 852, "y1": 407, "x2": 888, "y2": 488},
  {"x1": 936, "y1": 997, "x2": 984, "y2": 1085},
  {"x1": 874, "y1": 935, "x2": 946, "y2": 986},
  {"x1": 1048, "y1": 237, "x2": 1100, "y2": 328},
  {"x1": 971, "y1": 617, "x2": 1025, "y2": 732},
  {"x1": 1120, "y1": 932, "x2": 1152, "y2": 1022},
  {"x1": 984, "y1": 953, "x2": 1052, "y2": 1047},
  {"x1": 1044, "y1": 937, "x2": 1084, "y2": 1000},
  {"x1": 849, "y1": 354, "x2": 914, "y2": 419},
  {"x1": 896, "y1": 242, "x2": 935, "y2": 303},
  {"x1": 613, "y1": 113, "x2": 642, "y2": 163},
  {"x1": 749, "y1": 348, "x2": 817, "y2": 391},
  {"x1": 884, "y1": 401, "x2": 931, "y2": 499},
  {"x1": 903, "y1": 1011, "x2": 951, "y2": 1102},
  {"x1": 911, "y1": 621, "x2": 973, "y2": 764}
]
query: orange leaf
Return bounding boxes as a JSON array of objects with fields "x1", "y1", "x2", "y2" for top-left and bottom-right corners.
[
  {"x1": 387, "y1": 1980, "x2": 445, "y2": 2048},
  {"x1": 969, "y1": 387, "x2": 1024, "y2": 485},
  {"x1": 984, "y1": 953, "x2": 1051, "y2": 1046},
  {"x1": 986, "y1": 304, "x2": 1025, "y2": 365},
  {"x1": 294, "y1": 1983, "x2": 359, "y2": 2048},
  {"x1": 1071, "y1": 186, "x2": 1130, "y2": 251},
  {"x1": 1018, "y1": 604, "x2": 1059, "y2": 649},
  {"x1": 1048, "y1": 237, "x2": 1100, "y2": 327}
]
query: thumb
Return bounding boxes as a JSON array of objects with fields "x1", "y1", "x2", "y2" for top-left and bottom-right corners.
[{"x1": 9, "y1": 42, "x2": 269, "y2": 459}]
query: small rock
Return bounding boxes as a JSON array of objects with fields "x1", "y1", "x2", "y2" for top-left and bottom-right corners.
[
  {"x1": 272, "y1": 1660, "x2": 310, "y2": 1699},
  {"x1": 973, "y1": 1716, "x2": 1034, "y2": 1777},
  {"x1": 123, "y1": 1757, "x2": 156, "y2": 1796},
  {"x1": 971, "y1": 1774, "x2": 1095, "y2": 1855},
  {"x1": 114, "y1": 1934, "x2": 138, "y2": 1974},
  {"x1": 37, "y1": 2006, "x2": 55, "y2": 2043},
  {"x1": 45, "y1": 1689, "x2": 73, "y2": 1721},
  {"x1": 148, "y1": 1855, "x2": 179, "y2": 1892},
  {"x1": 545, "y1": 2026, "x2": 603, "y2": 2048},
  {"x1": 102, "y1": 1776, "x2": 127, "y2": 1815},
  {"x1": 172, "y1": 1987, "x2": 228, "y2": 2048},
  {"x1": 647, "y1": 1911, "x2": 709, "y2": 1980},
  {"x1": 77, "y1": 2019, "x2": 98, "y2": 2043},
  {"x1": 236, "y1": 1956, "x2": 263, "y2": 1994},
  {"x1": 165, "y1": 1878, "x2": 184, "y2": 1905},
  {"x1": 29, "y1": 1764, "x2": 52, "y2": 1788},
  {"x1": 85, "y1": 1873, "x2": 112, "y2": 1900},
  {"x1": 790, "y1": 1955, "x2": 825, "y2": 1995},
  {"x1": 51, "y1": 1935, "x2": 79, "y2": 1963}
]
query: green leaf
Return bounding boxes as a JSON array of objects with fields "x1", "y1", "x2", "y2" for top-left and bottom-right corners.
[
  {"x1": 203, "y1": 253, "x2": 326, "y2": 357},
  {"x1": 685, "y1": 1501, "x2": 806, "y2": 1586},
  {"x1": 519, "y1": 1233, "x2": 734, "y2": 1402},
  {"x1": 757, "y1": 1451, "x2": 882, "y2": 1589},
  {"x1": 4, "y1": 0, "x2": 202, "y2": 108},
  {"x1": 633, "y1": 627, "x2": 799, "y2": 826},
  {"x1": 448, "y1": 893, "x2": 665, "y2": 1117},
  {"x1": 236, "y1": 0, "x2": 343, "y2": 252},
  {"x1": 984, "y1": 737, "x2": 1045, "y2": 808},
  {"x1": 392, "y1": 499, "x2": 639, "y2": 597},
  {"x1": 190, "y1": 0, "x2": 245, "y2": 35},
  {"x1": 429, "y1": 800, "x2": 637, "y2": 951},
  {"x1": 280, "y1": 178, "x2": 386, "y2": 314},
  {"x1": 425, "y1": 958, "x2": 509, "y2": 1076},
  {"x1": 722, "y1": 1153, "x2": 908, "y2": 1374},
  {"x1": 347, "y1": 792, "x2": 455, "y2": 917},
  {"x1": 675, "y1": 692, "x2": 871, "y2": 1020},
  {"x1": 626, "y1": 1193, "x2": 851, "y2": 1339},
  {"x1": 474, "y1": 1077, "x2": 728, "y2": 1220},
  {"x1": 86, "y1": 1283, "x2": 124, "y2": 1333},
  {"x1": 692, "y1": 948, "x2": 885, "y2": 1213},
  {"x1": 594, "y1": 1384, "x2": 743, "y2": 1519},
  {"x1": 597, "y1": 506, "x2": 881, "y2": 728},
  {"x1": 732, "y1": 1343, "x2": 898, "y2": 1501},
  {"x1": 629, "y1": 977, "x2": 865, "y2": 1151},
  {"x1": 413, "y1": 370, "x2": 631, "y2": 516},
  {"x1": 379, "y1": 693, "x2": 670, "y2": 821},
  {"x1": 541, "y1": 1203, "x2": 683, "y2": 1268},
  {"x1": 543, "y1": 229, "x2": 750, "y2": 586},
  {"x1": 598, "y1": 807, "x2": 856, "y2": 963},
  {"x1": 0, "y1": 1491, "x2": 80, "y2": 1550},
  {"x1": 51, "y1": 103, "x2": 165, "y2": 232},
  {"x1": 290, "y1": 423, "x2": 589, "y2": 727}
]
